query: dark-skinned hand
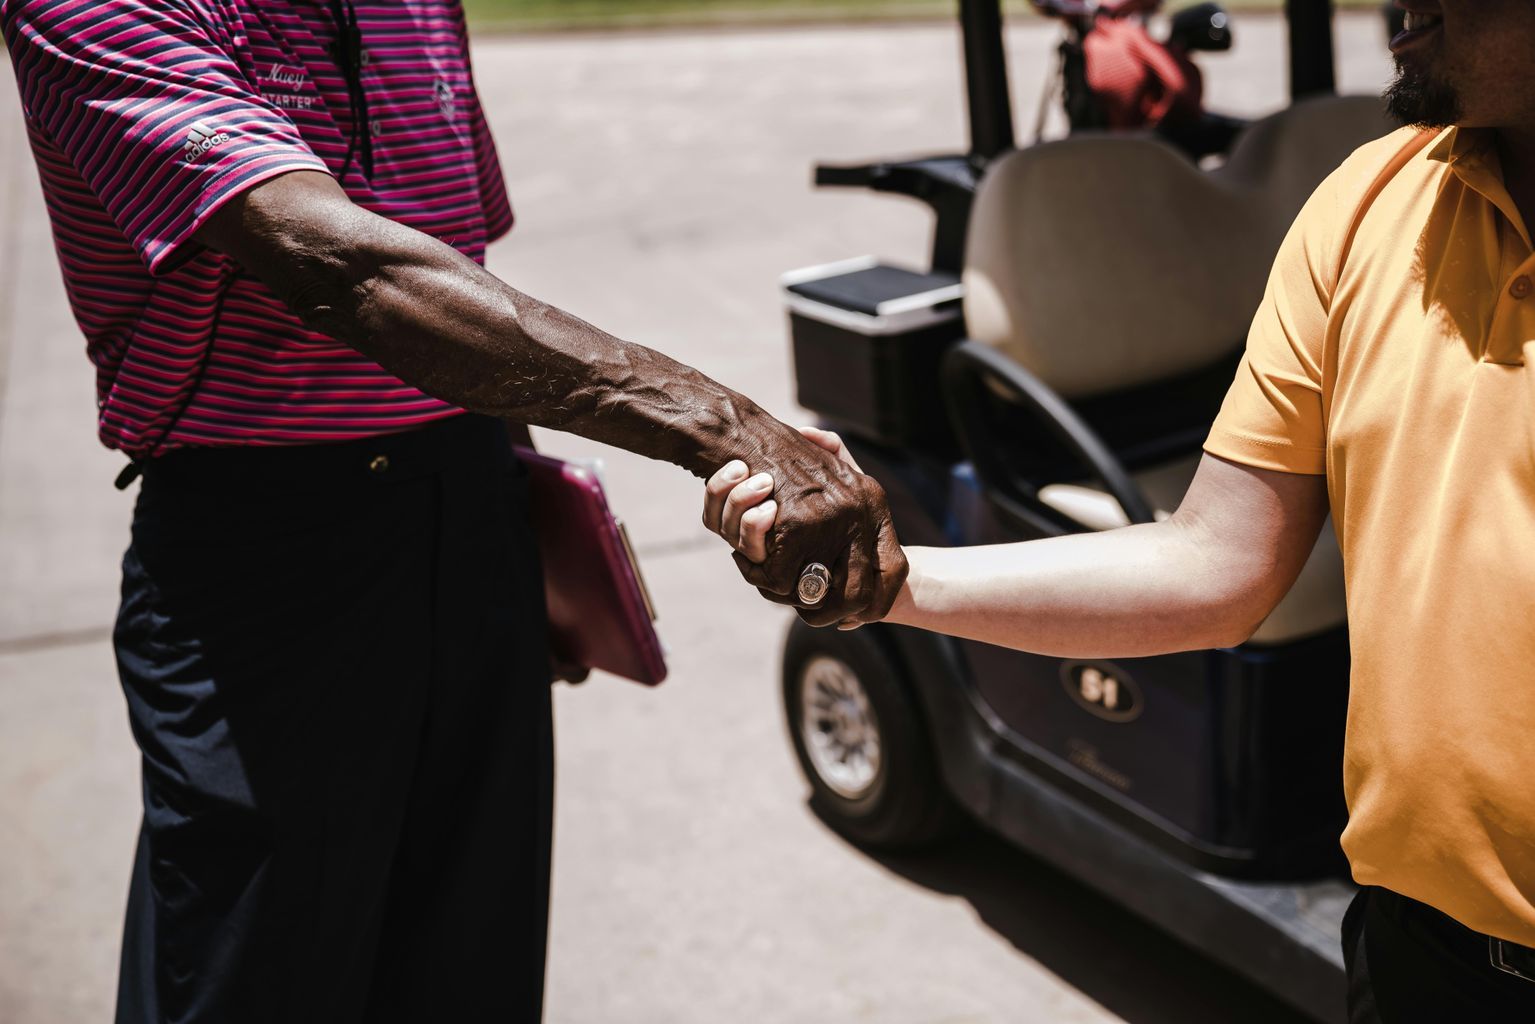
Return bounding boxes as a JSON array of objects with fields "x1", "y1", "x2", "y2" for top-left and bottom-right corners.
[{"x1": 702, "y1": 426, "x2": 907, "y2": 628}]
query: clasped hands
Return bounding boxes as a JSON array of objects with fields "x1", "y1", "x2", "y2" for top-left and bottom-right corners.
[{"x1": 701, "y1": 426, "x2": 906, "y2": 628}]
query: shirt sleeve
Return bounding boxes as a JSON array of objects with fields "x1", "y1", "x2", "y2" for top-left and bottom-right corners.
[
  {"x1": 469, "y1": 93, "x2": 514, "y2": 243},
  {"x1": 453, "y1": 10, "x2": 514, "y2": 243},
  {"x1": 4, "y1": 0, "x2": 332, "y2": 275},
  {"x1": 1203, "y1": 166, "x2": 1346, "y2": 476}
]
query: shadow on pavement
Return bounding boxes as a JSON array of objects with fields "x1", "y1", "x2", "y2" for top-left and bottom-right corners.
[{"x1": 864, "y1": 819, "x2": 1317, "y2": 1024}]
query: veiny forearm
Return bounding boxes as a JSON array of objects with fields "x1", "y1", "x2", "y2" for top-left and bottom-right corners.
[
  {"x1": 312, "y1": 213, "x2": 790, "y2": 477},
  {"x1": 220, "y1": 180, "x2": 801, "y2": 479},
  {"x1": 885, "y1": 518, "x2": 1264, "y2": 658}
]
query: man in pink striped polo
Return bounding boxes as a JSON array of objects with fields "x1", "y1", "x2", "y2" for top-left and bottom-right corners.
[{"x1": 2, "y1": 2, "x2": 908, "y2": 1020}]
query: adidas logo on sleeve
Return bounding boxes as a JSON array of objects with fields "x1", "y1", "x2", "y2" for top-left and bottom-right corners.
[{"x1": 182, "y1": 121, "x2": 232, "y2": 162}]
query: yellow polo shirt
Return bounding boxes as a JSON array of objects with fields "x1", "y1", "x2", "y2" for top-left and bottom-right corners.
[{"x1": 1206, "y1": 125, "x2": 1535, "y2": 946}]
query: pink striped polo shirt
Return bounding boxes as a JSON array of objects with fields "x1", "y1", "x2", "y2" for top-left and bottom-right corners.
[{"x1": 3, "y1": 0, "x2": 513, "y2": 456}]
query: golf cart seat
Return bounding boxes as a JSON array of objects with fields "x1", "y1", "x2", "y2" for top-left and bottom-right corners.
[
  {"x1": 962, "y1": 94, "x2": 1392, "y2": 399},
  {"x1": 1219, "y1": 94, "x2": 1394, "y2": 215},
  {"x1": 952, "y1": 96, "x2": 1390, "y2": 644}
]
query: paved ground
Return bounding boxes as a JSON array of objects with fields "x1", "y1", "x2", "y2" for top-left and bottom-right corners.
[{"x1": 0, "y1": 15, "x2": 1394, "y2": 1024}]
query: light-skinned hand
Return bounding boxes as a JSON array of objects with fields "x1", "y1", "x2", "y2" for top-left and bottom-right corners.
[{"x1": 703, "y1": 426, "x2": 891, "y2": 628}]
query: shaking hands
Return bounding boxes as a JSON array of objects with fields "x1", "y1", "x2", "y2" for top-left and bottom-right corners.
[{"x1": 702, "y1": 427, "x2": 907, "y2": 628}]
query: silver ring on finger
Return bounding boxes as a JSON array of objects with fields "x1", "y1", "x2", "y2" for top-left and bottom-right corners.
[{"x1": 797, "y1": 562, "x2": 832, "y2": 605}]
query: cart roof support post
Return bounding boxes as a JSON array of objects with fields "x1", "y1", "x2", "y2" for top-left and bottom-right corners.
[
  {"x1": 960, "y1": 0, "x2": 1015, "y2": 161},
  {"x1": 1286, "y1": 0, "x2": 1337, "y2": 99}
]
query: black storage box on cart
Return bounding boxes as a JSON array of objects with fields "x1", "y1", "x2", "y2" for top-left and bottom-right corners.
[{"x1": 783, "y1": 257, "x2": 964, "y2": 456}]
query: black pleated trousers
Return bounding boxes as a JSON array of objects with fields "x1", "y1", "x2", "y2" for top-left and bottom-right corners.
[{"x1": 112, "y1": 414, "x2": 553, "y2": 1024}]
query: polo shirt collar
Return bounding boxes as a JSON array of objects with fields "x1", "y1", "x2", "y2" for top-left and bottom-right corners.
[
  {"x1": 1425, "y1": 125, "x2": 1490, "y2": 166},
  {"x1": 1428, "y1": 126, "x2": 1531, "y2": 249}
]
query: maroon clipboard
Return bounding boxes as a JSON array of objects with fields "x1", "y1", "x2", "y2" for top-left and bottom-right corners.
[{"x1": 515, "y1": 446, "x2": 668, "y2": 686}]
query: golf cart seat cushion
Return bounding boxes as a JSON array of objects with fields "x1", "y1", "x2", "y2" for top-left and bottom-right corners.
[
  {"x1": 1038, "y1": 453, "x2": 1346, "y2": 644},
  {"x1": 963, "y1": 95, "x2": 1393, "y2": 401},
  {"x1": 963, "y1": 135, "x2": 1264, "y2": 400},
  {"x1": 1218, "y1": 94, "x2": 1395, "y2": 215}
]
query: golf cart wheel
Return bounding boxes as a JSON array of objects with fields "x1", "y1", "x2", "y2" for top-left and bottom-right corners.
[{"x1": 782, "y1": 619, "x2": 955, "y2": 849}]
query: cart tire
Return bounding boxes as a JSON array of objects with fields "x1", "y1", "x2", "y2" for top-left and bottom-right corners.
[{"x1": 782, "y1": 620, "x2": 956, "y2": 849}]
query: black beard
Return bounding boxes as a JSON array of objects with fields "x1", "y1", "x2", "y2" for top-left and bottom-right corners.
[{"x1": 1384, "y1": 58, "x2": 1464, "y2": 128}]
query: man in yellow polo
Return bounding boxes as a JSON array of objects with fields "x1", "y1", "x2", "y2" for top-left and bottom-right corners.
[
  {"x1": 706, "y1": 0, "x2": 1535, "y2": 1016},
  {"x1": 1196, "y1": 0, "x2": 1535, "y2": 1011}
]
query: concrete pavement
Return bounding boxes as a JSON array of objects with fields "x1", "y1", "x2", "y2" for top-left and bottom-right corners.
[{"x1": 0, "y1": 15, "x2": 1393, "y2": 1023}]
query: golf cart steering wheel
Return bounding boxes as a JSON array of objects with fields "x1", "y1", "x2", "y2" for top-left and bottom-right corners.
[{"x1": 942, "y1": 339, "x2": 1158, "y2": 534}]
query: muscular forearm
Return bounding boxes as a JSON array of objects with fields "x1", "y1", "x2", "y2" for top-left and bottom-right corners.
[
  {"x1": 885, "y1": 518, "x2": 1266, "y2": 658},
  {"x1": 203, "y1": 172, "x2": 807, "y2": 480},
  {"x1": 292, "y1": 204, "x2": 794, "y2": 478}
]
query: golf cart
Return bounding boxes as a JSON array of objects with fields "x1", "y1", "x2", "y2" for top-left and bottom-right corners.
[{"x1": 777, "y1": 2, "x2": 1392, "y2": 1021}]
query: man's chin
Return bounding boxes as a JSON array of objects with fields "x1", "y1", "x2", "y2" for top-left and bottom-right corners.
[{"x1": 1384, "y1": 62, "x2": 1463, "y2": 130}]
